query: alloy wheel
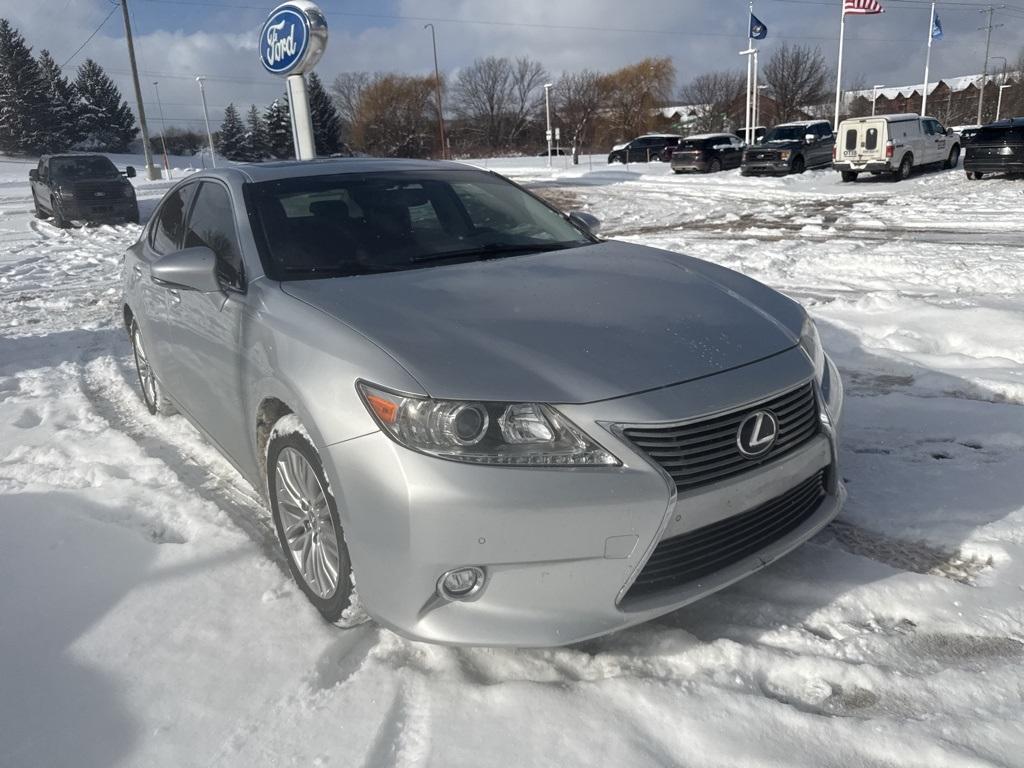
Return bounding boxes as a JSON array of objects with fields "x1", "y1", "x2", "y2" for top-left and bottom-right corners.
[
  {"x1": 274, "y1": 446, "x2": 341, "y2": 599},
  {"x1": 132, "y1": 325, "x2": 158, "y2": 410}
]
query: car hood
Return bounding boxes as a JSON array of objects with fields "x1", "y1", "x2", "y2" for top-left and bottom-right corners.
[
  {"x1": 280, "y1": 242, "x2": 800, "y2": 404},
  {"x1": 753, "y1": 140, "x2": 803, "y2": 152},
  {"x1": 58, "y1": 178, "x2": 131, "y2": 193}
]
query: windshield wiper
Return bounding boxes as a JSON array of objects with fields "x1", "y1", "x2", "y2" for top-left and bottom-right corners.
[
  {"x1": 410, "y1": 241, "x2": 577, "y2": 264},
  {"x1": 280, "y1": 264, "x2": 404, "y2": 278}
]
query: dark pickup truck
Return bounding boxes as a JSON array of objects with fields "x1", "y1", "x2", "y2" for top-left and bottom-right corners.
[{"x1": 30, "y1": 154, "x2": 139, "y2": 227}]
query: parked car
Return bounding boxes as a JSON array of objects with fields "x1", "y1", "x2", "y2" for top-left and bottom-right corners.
[
  {"x1": 833, "y1": 114, "x2": 961, "y2": 182},
  {"x1": 964, "y1": 118, "x2": 1024, "y2": 179},
  {"x1": 30, "y1": 153, "x2": 139, "y2": 227},
  {"x1": 957, "y1": 125, "x2": 982, "y2": 145},
  {"x1": 122, "y1": 158, "x2": 844, "y2": 647},
  {"x1": 670, "y1": 133, "x2": 745, "y2": 173},
  {"x1": 607, "y1": 134, "x2": 683, "y2": 163},
  {"x1": 741, "y1": 120, "x2": 834, "y2": 176}
]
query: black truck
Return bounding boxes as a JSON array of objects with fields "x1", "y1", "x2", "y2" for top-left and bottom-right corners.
[{"x1": 30, "y1": 154, "x2": 139, "y2": 227}]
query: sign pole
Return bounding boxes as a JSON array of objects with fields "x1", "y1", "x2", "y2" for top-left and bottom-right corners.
[
  {"x1": 833, "y1": 8, "x2": 847, "y2": 130},
  {"x1": 921, "y1": 2, "x2": 935, "y2": 116},
  {"x1": 287, "y1": 74, "x2": 316, "y2": 160}
]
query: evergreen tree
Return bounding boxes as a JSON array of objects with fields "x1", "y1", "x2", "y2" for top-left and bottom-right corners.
[
  {"x1": 307, "y1": 72, "x2": 343, "y2": 155},
  {"x1": 0, "y1": 19, "x2": 50, "y2": 154},
  {"x1": 37, "y1": 49, "x2": 83, "y2": 151},
  {"x1": 216, "y1": 103, "x2": 246, "y2": 161},
  {"x1": 264, "y1": 97, "x2": 293, "y2": 159},
  {"x1": 243, "y1": 103, "x2": 269, "y2": 161},
  {"x1": 75, "y1": 59, "x2": 137, "y2": 151}
]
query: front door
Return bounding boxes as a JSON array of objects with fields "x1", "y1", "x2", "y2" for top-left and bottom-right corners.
[{"x1": 163, "y1": 180, "x2": 251, "y2": 469}]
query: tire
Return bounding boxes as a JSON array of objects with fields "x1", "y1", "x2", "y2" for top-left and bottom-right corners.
[
  {"x1": 707, "y1": 158, "x2": 722, "y2": 174},
  {"x1": 673, "y1": 169, "x2": 683, "y2": 174},
  {"x1": 944, "y1": 145, "x2": 960, "y2": 170},
  {"x1": 130, "y1": 320, "x2": 175, "y2": 416},
  {"x1": 841, "y1": 171, "x2": 858, "y2": 183},
  {"x1": 967, "y1": 171, "x2": 984, "y2": 180},
  {"x1": 267, "y1": 429, "x2": 354, "y2": 625},
  {"x1": 792, "y1": 156, "x2": 806, "y2": 174},
  {"x1": 892, "y1": 154, "x2": 912, "y2": 182},
  {"x1": 51, "y1": 197, "x2": 68, "y2": 228},
  {"x1": 128, "y1": 204, "x2": 140, "y2": 225},
  {"x1": 33, "y1": 197, "x2": 48, "y2": 219}
]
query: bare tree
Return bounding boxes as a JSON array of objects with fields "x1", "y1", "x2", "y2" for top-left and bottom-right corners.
[
  {"x1": 599, "y1": 57, "x2": 675, "y2": 144},
  {"x1": 330, "y1": 71, "x2": 373, "y2": 141},
  {"x1": 679, "y1": 70, "x2": 746, "y2": 132},
  {"x1": 553, "y1": 70, "x2": 606, "y2": 154},
  {"x1": 762, "y1": 44, "x2": 830, "y2": 123},
  {"x1": 451, "y1": 56, "x2": 547, "y2": 152},
  {"x1": 349, "y1": 74, "x2": 437, "y2": 158}
]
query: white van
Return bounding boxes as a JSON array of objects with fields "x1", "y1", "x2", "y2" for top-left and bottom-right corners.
[{"x1": 833, "y1": 114, "x2": 961, "y2": 182}]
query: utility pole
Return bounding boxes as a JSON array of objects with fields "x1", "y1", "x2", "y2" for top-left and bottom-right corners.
[
  {"x1": 977, "y1": 6, "x2": 1005, "y2": 125},
  {"x1": 195, "y1": 76, "x2": 216, "y2": 168},
  {"x1": 544, "y1": 83, "x2": 553, "y2": 167},
  {"x1": 424, "y1": 24, "x2": 447, "y2": 160},
  {"x1": 120, "y1": 0, "x2": 159, "y2": 180}
]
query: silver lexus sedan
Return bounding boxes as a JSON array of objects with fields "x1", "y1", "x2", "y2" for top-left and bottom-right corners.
[{"x1": 121, "y1": 158, "x2": 844, "y2": 647}]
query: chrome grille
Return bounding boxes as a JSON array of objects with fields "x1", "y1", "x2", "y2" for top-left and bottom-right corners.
[
  {"x1": 622, "y1": 383, "x2": 819, "y2": 492},
  {"x1": 624, "y1": 469, "x2": 827, "y2": 600}
]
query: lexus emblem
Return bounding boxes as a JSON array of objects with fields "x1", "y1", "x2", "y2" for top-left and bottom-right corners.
[{"x1": 736, "y1": 410, "x2": 779, "y2": 458}]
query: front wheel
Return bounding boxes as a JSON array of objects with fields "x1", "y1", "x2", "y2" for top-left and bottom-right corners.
[
  {"x1": 841, "y1": 171, "x2": 858, "y2": 183},
  {"x1": 268, "y1": 429, "x2": 354, "y2": 625},
  {"x1": 792, "y1": 156, "x2": 806, "y2": 174},
  {"x1": 944, "y1": 146, "x2": 960, "y2": 170}
]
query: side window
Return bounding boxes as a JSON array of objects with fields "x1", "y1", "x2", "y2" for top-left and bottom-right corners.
[
  {"x1": 184, "y1": 182, "x2": 244, "y2": 289},
  {"x1": 151, "y1": 184, "x2": 196, "y2": 255},
  {"x1": 37, "y1": 160, "x2": 47, "y2": 180},
  {"x1": 816, "y1": 123, "x2": 830, "y2": 139},
  {"x1": 865, "y1": 128, "x2": 878, "y2": 150},
  {"x1": 845, "y1": 129, "x2": 857, "y2": 151}
]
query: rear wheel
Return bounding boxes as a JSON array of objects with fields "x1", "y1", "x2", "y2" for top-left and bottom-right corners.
[
  {"x1": 841, "y1": 171, "x2": 858, "y2": 183},
  {"x1": 268, "y1": 429, "x2": 354, "y2": 625},
  {"x1": 892, "y1": 154, "x2": 913, "y2": 181},
  {"x1": 707, "y1": 158, "x2": 722, "y2": 174},
  {"x1": 944, "y1": 145, "x2": 960, "y2": 170},
  {"x1": 130, "y1": 320, "x2": 175, "y2": 416},
  {"x1": 966, "y1": 170, "x2": 984, "y2": 180},
  {"x1": 792, "y1": 156, "x2": 806, "y2": 174}
]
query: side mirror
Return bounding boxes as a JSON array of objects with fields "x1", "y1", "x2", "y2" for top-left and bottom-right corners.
[
  {"x1": 150, "y1": 246, "x2": 221, "y2": 292},
  {"x1": 29, "y1": 169, "x2": 38, "y2": 181},
  {"x1": 946, "y1": 128, "x2": 954, "y2": 136},
  {"x1": 568, "y1": 210, "x2": 601, "y2": 236},
  {"x1": 125, "y1": 166, "x2": 137, "y2": 178},
  {"x1": 805, "y1": 134, "x2": 817, "y2": 144}
]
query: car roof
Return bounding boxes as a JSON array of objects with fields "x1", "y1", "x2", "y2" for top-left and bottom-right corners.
[
  {"x1": 635, "y1": 133, "x2": 683, "y2": 139},
  {"x1": 846, "y1": 113, "x2": 922, "y2": 123},
  {"x1": 683, "y1": 133, "x2": 736, "y2": 140},
  {"x1": 981, "y1": 117, "x2": 1024, "y2": 128},
  {"x1": 42, "y1": 153, "x2": 113, "y2": 160},
  {"x1": 189, "y1": 157, "x2": 484, "y2": 184},
  {"x1": 773, "y1": 120, "x2": 830, "y2": 128}
]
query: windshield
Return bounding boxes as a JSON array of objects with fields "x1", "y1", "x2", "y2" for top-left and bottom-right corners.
[
  {"x1": 250, "y1": 169, "x2": 594, "y2": 280},
  {"x1": 49, "y1": 156, "x2": 120, "y2": 181},
  {"x1": 764, "y1": 126, "x2": 810, "y2": 142}
]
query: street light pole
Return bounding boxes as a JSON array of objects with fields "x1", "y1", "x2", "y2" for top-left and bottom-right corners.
[
  {"x1": 424, "y1": 24, "x2": 447, "y2": 160},
  {"x1": 153, "y1": 81, "x2": 171, "y2": 177},
  {"x1": 996, "y1": 84, "x2": 1011, "y2": 121},
  {"x1": 544, "y1": 82, "x2": 553, "y2": 168},
  {"x1": 872, "y1": 84, "x2": 885, "y2": 116},
  {"x1": 976, "y1": 7, "x2": 1005, "y2": 125},
  {"x1": 195, "y1": 76, "x2": 216, "y2": 168}
]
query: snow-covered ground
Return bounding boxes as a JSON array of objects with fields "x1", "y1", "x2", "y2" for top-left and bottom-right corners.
[{"x1": 1, "y1": 153, "x2": 1023, "y2": 767}]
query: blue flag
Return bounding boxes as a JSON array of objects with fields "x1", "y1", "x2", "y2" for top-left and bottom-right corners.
[
  {"x1": 750, "y1": 13, "x2": 767, "y2": 40},
  {"x1": 932, "y1": 14, "x2": 943, "y2": 40}
]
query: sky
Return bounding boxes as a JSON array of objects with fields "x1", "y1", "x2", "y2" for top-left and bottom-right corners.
[{"x1": 2, "y1": 0, "x2": 1022, "y2": 132}]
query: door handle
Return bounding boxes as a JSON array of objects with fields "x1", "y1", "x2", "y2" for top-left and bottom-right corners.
[{"x1": 168, "y1": 289, "x2": 180, "y2": 305}]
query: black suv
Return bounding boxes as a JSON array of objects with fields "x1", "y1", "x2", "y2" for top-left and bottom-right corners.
[
  {"x1": 964, "y1": 118, "x2": 1024, "y2": 180},
  {"x1": 607, "y1": 134, "x2": 682, "y2": 164},
  {"x1": 670, "y1": 133, "x2": 745, "y2": 173},
  {"x1": 30, "y1": 154, "x2": 139, "y2": 228},
  {"x1": 741, "y1": 121, "x2": 834, "y2": 176}
]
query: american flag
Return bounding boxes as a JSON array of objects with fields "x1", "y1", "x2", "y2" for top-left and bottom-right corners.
[{"x1": 843, "y1": 0, "x2": 884, "y2": 14}]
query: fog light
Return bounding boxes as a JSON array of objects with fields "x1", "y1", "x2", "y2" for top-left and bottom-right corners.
[{"x1": 438, "y1": 566, "x2": 485, "y2": 600}]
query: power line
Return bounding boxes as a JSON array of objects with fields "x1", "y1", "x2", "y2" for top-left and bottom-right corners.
[{"x1": 60, "y1": 1, "x2": 120, "y2": 68}]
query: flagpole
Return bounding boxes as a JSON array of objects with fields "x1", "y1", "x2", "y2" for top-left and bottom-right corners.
[
  {"x1": 745, "y1": 1, "x2": 754, "y2": 143},
  {"x1": 921, "y1": 1, "x2": 936, "y2": 116},
  {"x1": 753, "y1": 48, "x2": 759, "y2": 130},
  {"x1": 833, "y1": 5, "x2": 847, "y2": 129}
]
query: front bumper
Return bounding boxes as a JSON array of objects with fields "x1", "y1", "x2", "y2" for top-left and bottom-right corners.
[
  {"x1": 324, "y1": 347, "x2": 844, "y2": 647},
  {"x1": 741, "y1": 161, "x2": 792, "y2": 176},
  {"x1": 62, "y1": 197, "x2": 137, "y2": 222}
]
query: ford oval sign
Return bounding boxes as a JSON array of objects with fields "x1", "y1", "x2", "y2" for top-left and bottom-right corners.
[{"x1": 259, "y1": 1, "x2": 327, "y2": 77}]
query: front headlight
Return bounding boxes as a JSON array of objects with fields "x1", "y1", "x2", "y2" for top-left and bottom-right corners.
[
  {"x1": 779, "y1": 150, "x2": 792, "y2": 161},
  {"x1": 58, "y1": 187, "x2": 75, "y2": 198},
  {"x1": 799, "y1": 316, "x2": 825, "y2": 382},
  {"x1": 358, "y1": 383, "x2": 620, "y2": 466}
]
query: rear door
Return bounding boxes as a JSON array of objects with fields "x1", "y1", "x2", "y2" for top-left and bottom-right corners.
[
  {"x1": 812, "y1": 122, "x2": 834, "y2": 166},
  {"x1": 840, "y1": 119, "x2": 886, "y2": 164}
]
